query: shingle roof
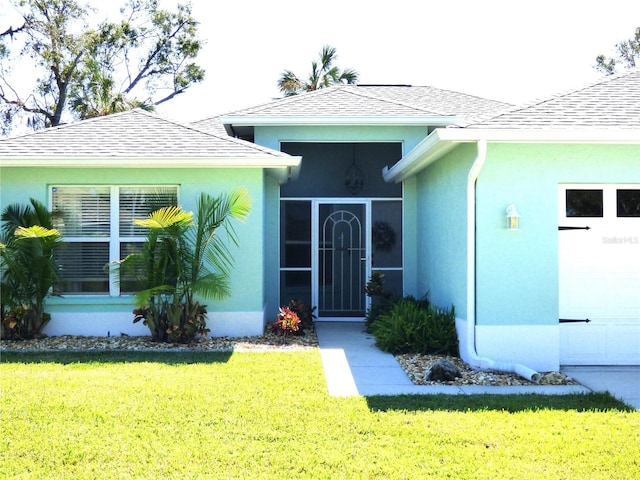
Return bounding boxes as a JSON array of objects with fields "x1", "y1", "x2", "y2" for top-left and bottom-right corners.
[
  {"x1": 220, "y1": 85, "x2": 512, "y2": 124},
  {"x1": 470, "y1": 69, "x2": 640, "y2": 129},
  {"x1": 189, "y1": 115, "x2": 229, "y2": 136},
  {"x1": 0, "y1": 109, "x2": 290, "y2": 159}
]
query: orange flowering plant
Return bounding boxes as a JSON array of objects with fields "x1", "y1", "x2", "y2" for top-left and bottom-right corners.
[{"x1": 270, "y1": 306, "x2": 301, "y2": 336}]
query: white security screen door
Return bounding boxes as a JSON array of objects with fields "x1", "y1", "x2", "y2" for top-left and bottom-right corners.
[{"x1": 317, "y1": 203, "x2": 367, "y2": 319}]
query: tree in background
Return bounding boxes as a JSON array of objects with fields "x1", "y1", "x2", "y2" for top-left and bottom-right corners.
[
  {"x1": 595, "y1": 27, "x2": 640, "y2": 74},
  {"x1": 277, "y1": 45, "x2": 358, "y2": 96},
  {"x1": 0, "y1": 0, "x2": 204, "y2": 134}
]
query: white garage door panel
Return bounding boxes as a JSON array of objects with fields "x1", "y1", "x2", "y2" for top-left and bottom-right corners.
[
  {"x1": 560, "y1": 324, "x2": 606, "y2": 364},
  {"x1": 607, "y1": 324, "x2": 640, "y2": 363},
  {"x1": 559, "y1": 269, "x2": 607, "y2": 316},
  {"x1": 609, "y1": 275, "x2": 640, "y2": 314},
  {"x1": 559, "y1": 185, "x2": 640, "y2": 365}
]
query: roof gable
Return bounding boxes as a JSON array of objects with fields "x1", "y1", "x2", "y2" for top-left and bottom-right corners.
[
  {"x1": 0, "y1": 109, "x2": 290, "y2": 160},
  {"x1": 471, "y1": 69, "x2": 640, "y2": 129},
  {"x1": 218, "y1": 84, "x2": 512, "y2": 126}
]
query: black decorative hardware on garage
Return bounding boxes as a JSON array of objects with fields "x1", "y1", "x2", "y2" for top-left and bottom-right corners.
[
  {"x1": 558, "y1": 226, "x2": 591, "y2": 231},
  {"x1": 559, "y1": 318, "x2": 591, "y2": 323}
]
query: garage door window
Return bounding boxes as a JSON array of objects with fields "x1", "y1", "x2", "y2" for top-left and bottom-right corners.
[
  {"x1": 566, "y1": 189, "x2": 603, "y2": 217},
  {"x1": 617, "y1": 189, "x2": 640, "y2": 217}
]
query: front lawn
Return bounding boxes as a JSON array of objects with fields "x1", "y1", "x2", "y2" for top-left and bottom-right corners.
[{"x1": 1, "y1": 350, "x2": 638, "y2": 479}]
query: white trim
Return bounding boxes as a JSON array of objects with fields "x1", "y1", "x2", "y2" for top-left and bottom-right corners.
[
  {"x1": 457, "y1": 319, "x2": 560, "y2": 372},
  {"x1": 43, "y1": 311, "x2": 149, "y2": 337},
  {"x1": 312, "y1": 200, "x2": 369, "y2": 319},
  {"x1": 208, "y1": 311, "x2": 265, "y2": 337},
  {"x1": 221, "y1": 115, "x2": 462, "y2": 127},
  {"x1": 42, "y1": 310, "x2": 266, "y2": 338},
  {"x1": 431, "y1": 127, "x2": 640, "y2": 143},
  {"x1": 384, "y1": 127, "x2": 640, "y2": 183},
  {"x1": 51, "y1": 184, "x2": 180, "y2": 297},
  {"x1": 383, "y1": 130, "x2": 458, "y2": 183},
  {"x1": 0, "y1": 156, "x2": 302, "y2": 168}
]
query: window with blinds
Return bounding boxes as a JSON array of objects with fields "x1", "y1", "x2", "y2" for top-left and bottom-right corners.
[{"x1": 51, "y1": 186, "x2": 178, "y2": 295}]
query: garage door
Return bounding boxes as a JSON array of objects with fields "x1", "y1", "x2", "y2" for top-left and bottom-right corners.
[{"x1": 559, "y1": 184, "x2": 640, "y2": 365}]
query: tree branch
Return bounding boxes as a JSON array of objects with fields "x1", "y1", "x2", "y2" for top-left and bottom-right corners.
[
  {"x1": 153, "y1": 86, "x2": 188, "y2": 106},
  {"x1": 124, "y1": 18, "x2": 191, "y2": 95},
  {"x1": 1, "y1": 23, "x2": 27, "y2": 38}
]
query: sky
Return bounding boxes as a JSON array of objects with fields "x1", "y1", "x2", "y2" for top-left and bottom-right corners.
[
  {"x1": 154, "y1": 0, "x2": 640, "y2": 122},
  {"x1": 2, "y1": 0, "x2": 640, "y2": 124}
]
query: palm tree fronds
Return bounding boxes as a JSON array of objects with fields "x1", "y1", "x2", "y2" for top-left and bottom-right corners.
[
  {"x1": 119, "y1": 190, "x2": 251, "y2": 343},
  {"x1": 277, "y1": 70, "x2": 302, "y2": 96},
  {"x1": 278, "y1": 45, "x2": 358, "y2": 96},
  {"x1": 14, "y1": 225, "x2": 61, "y2": 239},
  {"x1": 134, "y1": 206, "x2": 193, "y2": 230}
]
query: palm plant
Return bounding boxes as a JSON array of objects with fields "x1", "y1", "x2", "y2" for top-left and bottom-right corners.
[
  {"x1": 0, "y1": 199, "x2": 61, "y2": 339},
  {"x1": 278, "y1": 45, "x2": 358, "y2": 96},
  {"x1": 70, "y1": 59, "x2": 153, "y2": 119},
  {"x1": 121, "y1": 189, "x2": 252, "y2": 343}
]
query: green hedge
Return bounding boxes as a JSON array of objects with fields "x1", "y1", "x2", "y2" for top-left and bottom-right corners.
[{"x1": 370, "y1": 298, "x2": 458, "y2": 356}]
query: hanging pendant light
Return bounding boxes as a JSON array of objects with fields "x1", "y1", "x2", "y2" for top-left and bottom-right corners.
[{"x1": 345, "y1": 144, "x2": 364, "y2": 195}]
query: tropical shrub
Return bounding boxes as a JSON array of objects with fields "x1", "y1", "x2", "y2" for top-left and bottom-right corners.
[
  {"x1": 119, "y1": 189, "x2": 252, "y2": 343},
  {"x1": 371, "y1": 298, "x2": 457, "y2": 355},
  {"x1": 370, "y1": 299, "x2": 418, "y2": 353},
  {"x1": 365, "y1": 298, "x2": 395, "y2": 332},
  {"x1": 269, "y1": 306, "x2": 301, "y2": 337},
  {"x1": 411, "y1": 304, "x2": 458, "y2": 356},
  {"x1": 285, "y1": 298, "x2": 316, "y2": 333},
  {"x1": 364, "y1": 271, "x2": 388, "y2": 299},
  {"x1": 364, "y1": 271, "x2": 397, "y2": 332},
  {"x1": 0, "y1": 199, "x2": 61, "y2": 339}
]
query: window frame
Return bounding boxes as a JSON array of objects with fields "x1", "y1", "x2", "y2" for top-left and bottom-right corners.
[{"x1": 50, "y1": 185, "x2": 180, "y2": 296}]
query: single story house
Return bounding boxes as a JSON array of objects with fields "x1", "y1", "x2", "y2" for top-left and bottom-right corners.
[
  {"x1": 1, "y1": 70, "x2": 639, "y2": 373},
  {"x1": 0, "y1": 111, "x2": 301, "y2": 337}
]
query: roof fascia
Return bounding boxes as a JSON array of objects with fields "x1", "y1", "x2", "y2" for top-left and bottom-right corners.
[
  {"x1": 437, "y1": 128, "x2": 640, "y2": 143},
  {"x1": 0, "y1": 156, "x2": 302, "y2": 168},
  {"x1": 220, "y1": 115, "x2": 462, "y2": 127},
  {"x1": 384, "y1": 128, "x2": 640, "y2": 183}
]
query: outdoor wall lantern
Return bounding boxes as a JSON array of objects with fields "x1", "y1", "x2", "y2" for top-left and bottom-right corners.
[{"x1": 506, "y1": 204, "x2": 520, "y2": 230}]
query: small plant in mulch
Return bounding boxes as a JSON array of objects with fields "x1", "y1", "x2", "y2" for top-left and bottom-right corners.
[
  {"x1": 285, "y1": 298, "x2": 316, "y2": 333},
  {"x1": 269, "y1": 306, "x2": 301, "y2": 337}
]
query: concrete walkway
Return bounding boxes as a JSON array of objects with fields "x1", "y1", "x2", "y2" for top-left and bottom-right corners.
[
  {"x1": 561, "y1": 366, "x2": 640, "y2": 409},
  {"x1": 316, "y1": 322, "x2": 639, "y2": 409}
]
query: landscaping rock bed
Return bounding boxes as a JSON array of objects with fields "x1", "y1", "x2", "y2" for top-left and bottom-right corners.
[
  {"x1": 396, "y1": 353, "x2": 579, "y2": 386},
  {"x1": 1, "y1": 331, "x2": 578, "y2": 386},
  {"x1": 0, "y1": 329, "x2": 319, "y2": 353}
]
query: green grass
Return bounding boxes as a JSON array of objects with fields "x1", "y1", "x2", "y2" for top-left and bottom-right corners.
[{"x1": 1, "y1": 351, "x2": 638, "y2": 479}]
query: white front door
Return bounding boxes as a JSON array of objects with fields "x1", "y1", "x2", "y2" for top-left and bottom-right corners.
[{"x1": 559, "y1": 185, "x2": 640, "y2": 365}]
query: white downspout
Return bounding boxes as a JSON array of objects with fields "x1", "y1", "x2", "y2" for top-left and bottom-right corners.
[{"x1": 466, "y1": 139, "x2": 541, "y2": 383}]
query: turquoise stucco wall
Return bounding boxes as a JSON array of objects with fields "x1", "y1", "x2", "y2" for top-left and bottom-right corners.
[
  {"x1": 0, "y1": 166, "x2": 266, "y2": 314},
  {"x1": 263, "y1": 173, "x2": 281, "y2": 320},
  {"x1": 254, "y1": 125, "x2": 429, "y2": 153},
  {"x1": 412, "y1": 141, "x2": 640, "y2": 330},
  {"x1": 414, "y1": 143, "x2": 476, "y2": 316},
  {"x1": 475, "y1": 143, "x2": 640, "y2": 327}
]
